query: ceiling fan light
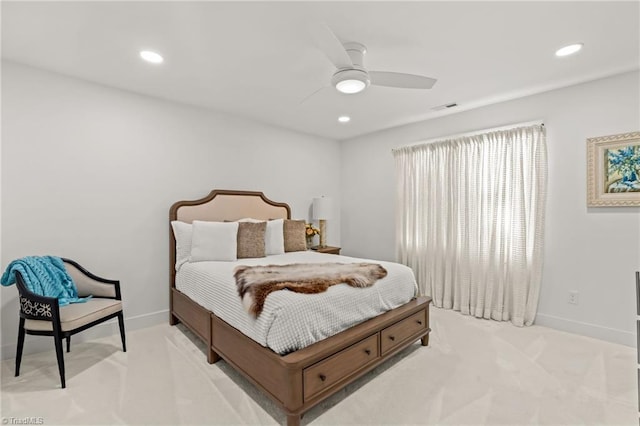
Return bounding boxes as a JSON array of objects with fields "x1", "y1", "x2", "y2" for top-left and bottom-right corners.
[
  {"x1": 336, "y1": 79, "x2": 366, "y2": 94},
  {"x1": 332, "y1": 69, "x2": 370, "y2": 94}
]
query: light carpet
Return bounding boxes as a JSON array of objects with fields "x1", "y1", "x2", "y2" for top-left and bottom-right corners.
[{"x1": 1, "y1": 307, "x2": 636, "y2": 425}]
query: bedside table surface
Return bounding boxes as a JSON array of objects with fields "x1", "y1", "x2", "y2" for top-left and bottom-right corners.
[{"x1": 311, "y1": 246, "x2": 341, "y2": 255}]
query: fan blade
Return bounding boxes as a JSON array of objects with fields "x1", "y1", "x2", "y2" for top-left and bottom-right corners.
[
  {"x1": 369, "y1": 71, "x2": 437, "y2": 89},
  {"x1": 310, "y1": 23, "x2": 353, "y2": 70},
  {"x1": 299, "y1": 85, "x2": 328, "y2": 105}
]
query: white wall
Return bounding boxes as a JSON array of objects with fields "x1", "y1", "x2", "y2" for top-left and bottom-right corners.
[
  {"x1": 1, "y1": 61, "x2": 341, "y2": 357},
  {"x1": 2, "y1": 61, "x2": 637, "y2": 358},
  {"x1": 341, "y1": 71, "x2": 640, "y2": 346}
]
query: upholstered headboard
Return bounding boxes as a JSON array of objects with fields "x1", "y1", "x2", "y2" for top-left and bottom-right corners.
[{"x1": 169, "y1": 189, "x2": 291, "y2": 289}]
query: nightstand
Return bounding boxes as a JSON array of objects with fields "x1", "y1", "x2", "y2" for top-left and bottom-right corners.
[{"x1": 310, "y1": 246, "x2": 341, "y2": 255}]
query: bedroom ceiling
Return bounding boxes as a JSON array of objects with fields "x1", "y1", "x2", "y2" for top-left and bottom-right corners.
[{"x1": 2, "y1": 1, "x2": 639, "y2": 141}]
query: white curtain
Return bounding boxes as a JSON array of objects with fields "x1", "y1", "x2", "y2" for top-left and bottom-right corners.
[{"x1": 393, "y1": 124, "x2": 547, "y2": 326}]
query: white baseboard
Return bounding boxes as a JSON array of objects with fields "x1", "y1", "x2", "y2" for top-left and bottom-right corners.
[
  {"x1": 535, "y1": 313, "x2": 635, "y2": 347},
  {"x1": 1, "y1": 309, "x2": 169, "y2": 360}
]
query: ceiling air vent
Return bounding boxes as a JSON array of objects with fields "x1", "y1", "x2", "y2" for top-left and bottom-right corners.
[{"x1": 431, "y1": 103, "x2": 458, "y2": 111}]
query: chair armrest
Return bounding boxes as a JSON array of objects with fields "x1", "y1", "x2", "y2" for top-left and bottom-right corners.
[
  {"x1": 15, "y1": 274, "x2": 60, "y2": 321},
  {"x1": 62, "y1": 258, "x2": 121, "y2": 300}
]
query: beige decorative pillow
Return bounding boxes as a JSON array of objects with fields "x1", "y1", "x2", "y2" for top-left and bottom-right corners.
[
  {"x1": 283, "y1": 220, "x2": 307, "y2": 252},
  {"x1": 237, "y1": 222, "x2": 267, "y2": 258}
]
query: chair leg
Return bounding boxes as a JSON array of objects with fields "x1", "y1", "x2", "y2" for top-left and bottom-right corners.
[
  {"x1": 66, "y1": 336, "x2": 71, "y2": 353},
  {"x1": 117, "y1": 312, "x2": 126, "y2": 352},
  {"x1": 15, "y1": 318, "x2": 26, "y2": 377},
  {"x1": 53, "y1": 334, "x2": 66, "y2": 389}
]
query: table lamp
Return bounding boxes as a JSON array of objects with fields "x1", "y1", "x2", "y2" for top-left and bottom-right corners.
[{"x1": 312, "y1": 197, "x2": 332, "y2": 248}]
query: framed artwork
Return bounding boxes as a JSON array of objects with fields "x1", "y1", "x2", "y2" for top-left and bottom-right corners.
[{"x1": 587, "y1": 131, "x2": 640, "y2": 207}]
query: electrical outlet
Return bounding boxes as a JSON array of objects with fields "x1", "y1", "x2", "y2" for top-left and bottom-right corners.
[{"x1": 568, "y1": 291, "x2": 579, "y2": 305}]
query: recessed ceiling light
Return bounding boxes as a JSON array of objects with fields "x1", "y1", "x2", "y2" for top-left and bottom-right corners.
[
  {"x1": 140, "y1": 50, "x2": 164, "y2": 64},
  {"x1": 338, "y1": 116, "x2": 351, "y2": 123},
  {"x1": 555, "y1": 43, "x2": 583, "y2": 57}
]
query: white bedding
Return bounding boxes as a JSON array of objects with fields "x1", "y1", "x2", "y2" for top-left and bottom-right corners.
[{"x1": 175, "y1": 251, "x2": 417, "y2": 354}]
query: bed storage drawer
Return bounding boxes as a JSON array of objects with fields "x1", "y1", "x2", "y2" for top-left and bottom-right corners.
[
  {"x1": 380, "y1": 310, "x2": 427, "y2": 355},
  {"x1": 303, "y1": 333, "x2": 379, "y2": 401}
]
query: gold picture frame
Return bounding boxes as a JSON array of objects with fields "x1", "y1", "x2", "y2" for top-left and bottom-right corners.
[{"x1": 587, "y1": 131, "x2": 640, "y2": 207}]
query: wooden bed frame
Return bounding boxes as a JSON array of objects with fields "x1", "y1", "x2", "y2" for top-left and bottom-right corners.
[{"x1": 169, "y1": 189, "x2": 431, "y2": 425}]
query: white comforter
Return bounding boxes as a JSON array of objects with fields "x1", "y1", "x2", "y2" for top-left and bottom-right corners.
[{"x1": 176, "y1": 251, "x2": 417, "y2": 354}]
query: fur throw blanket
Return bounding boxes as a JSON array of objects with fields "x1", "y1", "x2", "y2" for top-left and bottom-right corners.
[{"x1": 235, "y1": 262, "x2": 387, "y2": 317}]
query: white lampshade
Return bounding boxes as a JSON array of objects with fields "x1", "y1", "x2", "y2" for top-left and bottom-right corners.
[{"x1": 312, "y1": 197, "x2": 332, "y2": 220}]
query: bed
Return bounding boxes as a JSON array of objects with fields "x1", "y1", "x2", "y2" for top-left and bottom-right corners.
[{"x1": 169, "y1": 189, "x2": 431, "y2": 425}]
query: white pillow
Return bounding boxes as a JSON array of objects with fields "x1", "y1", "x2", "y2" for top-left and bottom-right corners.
[
  {"x1": 265, "y1": 219, "x2": 285, "y2": 255},
  {"x1": 235, "y1": 218, "x2": 284, "y2": 255},
  {"x1": 190, "y1": 221, "x2": 239, "y2": 262},
  {"x1": 171, "y1": 221, "x2": 192, "y2": 271}
]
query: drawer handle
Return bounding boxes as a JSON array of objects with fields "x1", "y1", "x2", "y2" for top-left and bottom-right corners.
[
  {"x1": 417, "y1": 320, "x2": 423, "y2": 325},
  {"x1": 364, "y1": 349, "x2": 371, "y2": 355},
  {"x1": 319, "y1": 374, "x2": 327, "y2": 382},
  {"x1": 389, "y1": 335, "x2": 395, "y2": 341}
]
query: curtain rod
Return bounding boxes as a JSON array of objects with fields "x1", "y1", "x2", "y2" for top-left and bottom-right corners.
[{"x1": 391, "y1": 119, "x2": 544, "y2": 153}]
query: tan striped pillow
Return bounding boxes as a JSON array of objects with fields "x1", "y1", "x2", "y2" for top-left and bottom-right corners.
[
  {"x1": 237, "y1": 222, "x2": 266, "y2": 258},
  {"x1": 283, "y1": 220, "x2": 307, "y2": 252}
]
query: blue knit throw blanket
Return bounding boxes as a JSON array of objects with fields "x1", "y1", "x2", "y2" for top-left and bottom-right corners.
[{"x1": 1, "y1": 256, "x2": 90, "y2": 306}]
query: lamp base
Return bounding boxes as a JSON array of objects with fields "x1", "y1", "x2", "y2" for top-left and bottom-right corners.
[{"x1": 319, "y1": 219, "x2": 327, "y2": 248}]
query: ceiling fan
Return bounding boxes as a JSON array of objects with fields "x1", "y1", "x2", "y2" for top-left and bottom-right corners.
[{"x1": 311, "y1": 24, "x2": 437, "y2": 95}]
